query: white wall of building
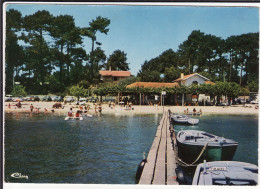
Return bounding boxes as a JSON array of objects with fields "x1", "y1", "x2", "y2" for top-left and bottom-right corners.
[{"x1": 185, "y1": 75, "x2": 206, "y2": 86}]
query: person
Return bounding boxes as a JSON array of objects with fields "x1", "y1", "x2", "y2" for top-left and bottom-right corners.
[
  {"x1": 30, "y1": 104, "x2": 33, "y2": 112},
  {"x1": 8, "y1": 103, "x2": 11, "y2": 109},
  {"x1": 94, "y1": 104, "x2": 97, "y2": 113},
  {"x1": 17, "y1": 101, "x2": 22, "y2": 108},
  {"x1": 98, "y1": 104, "x2": 102, "y2": 113},
  {"x1": 193, "y1": 108, "x2": 196, "y2": 114},
  {"x1": 68, "y1": 108, "x2": 73, "y2": 117},
  {"x1": 199, "y1": 109, "x2": 202, "y2": 115},
  {"x1": 187, "y1": 108, "x2": 189, "y2": 113},
  {"x1": 75, "y1": 110, "x2": 80, "y2": 117}
]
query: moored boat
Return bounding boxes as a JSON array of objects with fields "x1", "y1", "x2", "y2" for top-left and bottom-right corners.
[
  {"x1": 192, "y1": 161, "x2": 258, "y2": 185},
  {"x1": 64, "y1": 116, "x2": 83, "y2": 120},
  {"x1": 171, "y1": 114, "x2": 199, "y2": 125},
  {"x1": 177, "y1": 130, "x2": 238, "y2": 164}
]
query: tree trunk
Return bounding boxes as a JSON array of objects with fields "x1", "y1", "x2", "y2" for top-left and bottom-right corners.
[
  {"x1": 188, "y1": 58, "x2": 191, "y2": 74},
  {"x1": 90, "y1": 39, "x2": 95, "y2": 82},
  {"x1": 240, "y1": 63, "x2": 243, "y2": 86},
  {"x1": 229, "y1": 54, "x2": 232, "y2": 82},
  {"x1": 59, "y1": 44, "x2": 64, "y2": 83}
]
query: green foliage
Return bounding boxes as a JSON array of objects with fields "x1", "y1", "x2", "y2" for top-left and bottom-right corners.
[
  {"x1": 5, "y1": 9, "x2": 258, "y2": 96},
  {"x1": 68, "y1": 85, "x2": 88, "y2": 100},
  {"x1": 118, "y1": 76, "x2": 139, "y2": 86},
  {"x1": 105, "y1": 50, "x2": 130, "y2": 71},
  {"x1": 138, "y1": 70, "x2": 161, "y2": 82},
  {"x1": 82, "y1": 16, "x2": 110, "y2": 81},
  {"x1": 78, "y1": 80, "x2": 90, "y2": 89},
  {"x1": 164, "y1": 67, "x2": 182, "y2": 82},
  {"x1": 248, "y1": 81, "x2": 259, "y2": 92},
  {"x1": 11, "y1": 85, "x2": 27, "y2": 97},
  {"x1": 47, "y1": 75, "x2": 65, "y2": 93},
  {"x1": 239, "y1": 87, "x2": 250, "y2": 96}
]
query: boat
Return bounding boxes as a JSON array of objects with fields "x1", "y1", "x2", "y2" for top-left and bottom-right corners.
[
  {"x1": 192, "y1": 161, "x2": 258, "y2": 185},
  {"x1": 171, "y1": 114, "x2": 199, "y2": 125},
  {"x1": 186, "y1": 112, "x2": 201, "y2": 116},
  {"x1": 81, "y1": 113, "x2": 93, "y2": 117},
  {"x1": 64, "y1": 116, "x2": 83, "y2": 120},
  {"x1": 11, "y1": 172, "x2": 28, "y2": 179},
  {"x1": 176, "y1": 130, "x2": 238, "y2": 164}
]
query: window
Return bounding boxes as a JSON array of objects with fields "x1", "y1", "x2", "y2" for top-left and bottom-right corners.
[{"x1": 192, "y1": 81, "x2": 198, "y2": 85}]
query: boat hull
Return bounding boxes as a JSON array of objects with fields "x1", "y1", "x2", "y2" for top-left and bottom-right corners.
[
  {"x1": 172, "y1": 118, "x2": 199, "y2": 125},
  {"x1": 177, "y1": 141, "x2": 237, "y2": 164},
  {"x1": 192, "y1": 161, "x2": 258, "y2": 185}
]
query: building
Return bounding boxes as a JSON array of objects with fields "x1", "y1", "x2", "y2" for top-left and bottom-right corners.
[
  {"x1": 173, "y1": 73, "x2": 213, "y2": 86},
  {"x1": 173, "y1": 73, "x2": 214, "y2": 105},
  {"x1": 99, "y1": 70, "x2": 131, "y2": 81}
]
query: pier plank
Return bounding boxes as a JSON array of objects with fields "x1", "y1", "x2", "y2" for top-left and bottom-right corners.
[
  {"x1": 166, "y1": 116, "x2": 178, "y2": 185},
  {"x1": 139, "y1": 113, "x2": 165, "y2": 184},
  {"x1": 153, "y1": 114, "x2": 167, "y2": 184},
  {"x1": 139, "y1": 110, "x2": 179, "y2": 185}
]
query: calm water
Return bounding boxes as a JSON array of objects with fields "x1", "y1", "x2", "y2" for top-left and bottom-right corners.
[{"x1": 4, "y1": 112, "x2": 258, "y2": 184}]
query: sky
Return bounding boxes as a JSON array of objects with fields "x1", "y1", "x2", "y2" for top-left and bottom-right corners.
[{"x1": 5, "y1": 3, "x2": 259, "y2": 76}]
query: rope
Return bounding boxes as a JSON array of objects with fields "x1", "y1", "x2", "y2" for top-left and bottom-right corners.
[{"x1": 177, "y1": 141, "x2": 210, "y2": 167}]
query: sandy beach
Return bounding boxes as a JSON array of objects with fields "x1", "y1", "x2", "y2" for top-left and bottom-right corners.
[{"x1": 4, "y1": 101, "x2": 259, "y2": 116}]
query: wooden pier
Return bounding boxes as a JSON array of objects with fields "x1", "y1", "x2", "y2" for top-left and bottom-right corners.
[{"x1": 139, "y1": 110, "x2": 179, "y2": 185}]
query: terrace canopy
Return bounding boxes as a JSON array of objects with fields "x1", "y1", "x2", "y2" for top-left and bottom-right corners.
[
  {"x1": 126, "y1": 82, "x2": 179, "y2": 105},
  {"x1": 126, "y1": 82, "x2": 179, "y2": 88}
]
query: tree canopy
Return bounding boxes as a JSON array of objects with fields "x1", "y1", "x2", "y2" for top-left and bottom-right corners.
[
  {"x1": 5, "y1": 9, "x2": 259, "y2": 96},
  {"x1": 138, "y1": 30, "x2": 259, "y2": 89}
]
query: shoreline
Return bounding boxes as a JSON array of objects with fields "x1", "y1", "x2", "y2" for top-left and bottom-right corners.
[{"x1": 4, "y1": 101, "x2": 259, "y2": 116}]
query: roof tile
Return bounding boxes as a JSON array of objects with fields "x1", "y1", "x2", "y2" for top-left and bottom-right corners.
[
  {"x1": 99, "y1": 70, "x2": 131, "y2": 77},
  {"x1": 126, "y1": 82, "x2": 179, "y2": 88}
]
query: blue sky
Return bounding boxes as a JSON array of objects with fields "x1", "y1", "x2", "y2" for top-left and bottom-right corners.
[{"x1": 5, "y1": 3, "x2": 259, "y2": 76}]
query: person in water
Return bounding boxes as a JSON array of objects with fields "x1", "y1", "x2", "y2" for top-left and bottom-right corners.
[
  {"x1": 68, "y1": 108, "x2": 73, "y2": 117},
  {"x1": 98, "y1": 104, "x2": 102, "y2": 113},
  {"x1": 30, "y1": 104, "x2": 33, "y2": 112},
  {"x1": 75, "y1": 110, "x2": 80, "y2": 117}
]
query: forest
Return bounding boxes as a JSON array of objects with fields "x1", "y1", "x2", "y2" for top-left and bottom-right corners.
[{"x1": 5, "y1": 9, "x2": 259, "y2": 98}]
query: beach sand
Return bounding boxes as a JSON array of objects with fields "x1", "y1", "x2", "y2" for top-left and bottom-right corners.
[{"x1": 4, "y1": 101, "x2": 259, "y2": 116}]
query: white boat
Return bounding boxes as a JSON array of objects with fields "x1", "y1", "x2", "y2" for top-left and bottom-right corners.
[
  {"x1": 64, "y1": 116, "x2": 83, "y2": 120},
  {"x1": 11, "y1": 172, "x2": 28, "y2": 179},
  {"x1": 171, "y1": 114, "x2": 199, "y2": 125},
  {"x1": 81, "y1": 113, "x2": 93, "y2": 117},
  {"x1": 192, "y1": 161, "x2": 258, "y2": 185}
]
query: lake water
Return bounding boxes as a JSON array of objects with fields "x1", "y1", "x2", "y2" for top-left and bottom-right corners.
[{"x1": 4, "y1": 112, "x2": 258, "y2": 184}]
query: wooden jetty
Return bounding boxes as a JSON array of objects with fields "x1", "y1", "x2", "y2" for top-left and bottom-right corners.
[{"x1": 139, "y1": 110, "x2": 179, "y2": 185}]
